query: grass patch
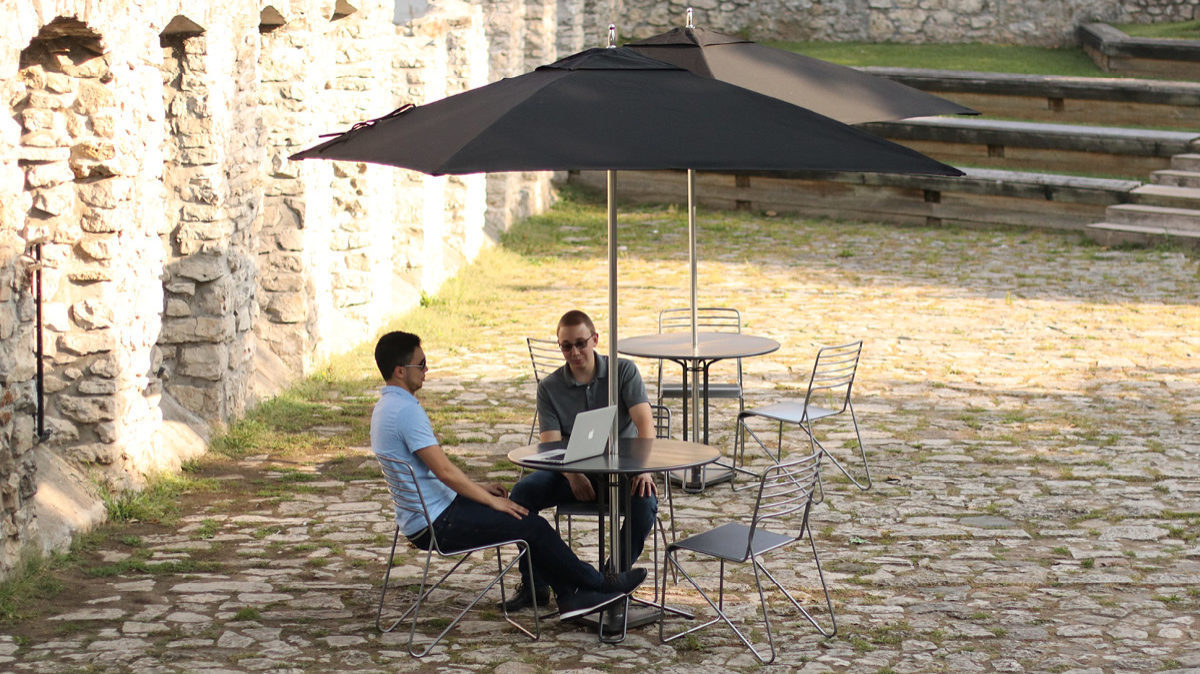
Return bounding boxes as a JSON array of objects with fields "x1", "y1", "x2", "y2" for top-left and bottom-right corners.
[
  {"x1": 101, "y1": 473, "x2": 219, "y2": 526},
  {"x1": 765, "y1": 41, "x2": 1108, "y2": 76},
  {"x1": 0, "y1": 552, "x2": 66, "y2": 622},
  {"x1": 1113, "y1": 19, "x2": 1200, "y2": 40}
]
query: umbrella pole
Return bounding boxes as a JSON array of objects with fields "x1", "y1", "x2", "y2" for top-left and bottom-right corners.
[
  {"x1": 688, "y1": 169, "x2": 700, "y2": 443},
  {"x1": 607, "y1": 169, "x2": 621, "y2": 572}
]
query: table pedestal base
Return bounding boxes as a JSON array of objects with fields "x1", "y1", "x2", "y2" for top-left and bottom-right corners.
[
  {"x1": 571, "y1": 596, "x2": 694, "y2": 643},
  {"x1": 669, "y1": 465, "x2": 735, "y2": 492}
]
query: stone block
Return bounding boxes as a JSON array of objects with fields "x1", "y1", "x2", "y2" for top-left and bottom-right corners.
[
  {"x1": 77, "y1": 178, "x2": 131, "y2": 209},
  {"x1": 67, "y1": 266, "x2": 113, "y2": 283},
  {"x1": 25, "y1": 162, "x2": 75, "y2": 189},
  {"x1": 92, "y1": 113, "x2": 115, "y2": 138},
  {"x1": 165, "y1": 280, "x2": 196, "y2": 295},
  {"x1": 26, "y1": 90, "x2": 67, "y2": 110},
  {"x1": 165, "y1": 298, "x2": 191, "y2": 317},
  {"x1": 44, "y1": 72, "x2": 73, "y2": 94},
  {"x1": 31, "y1": 184, "x2": 75, "y2": 217},
  {"x1": 169, "y1": 384, "x2": 221, "y2": 419},
  {"x1": 260, "y1": 272, "x2": 303, "y2": 292},
  {"x1": 0, "y1": 304, "x2": 15, "y2": 340},
  {"x1": 58, "y1": 331, "x2": 113, "y2": 355},
  {"x1": 195, "y1": 277, "x2": 234, "y2": 315},
  {"x1": 180, "y1": 147, "x2": 217, "y2": 165},
  {"x1": 180, "y1": 343, "x2": 229, "y2": 381},
  {"x1": 181, "y1": 203, "x2": 219, "y2": 222},
  {"x1": 80, "y1": 207, "x2": 121, "y2": 233},
  {"x1": 20, "y1": 108, "x2": 65, "y2": 134},
  {"x1": 58, "y1": 395, "x2": 117, "y2": 423},
  {"x1": 265, "y1": 293, "x2": 306, "y2": 323},
  {"x1": 194, "y1": 316, "x2": 235, "y2": 341},
  {"x1": 77, "y1": 378, "x2": 119, "y2": 395},
  {"x1": 275, "y1": 229, "x2": 304, "y2": 251},
  {"x1": 173, "y1": 255, "x2": 227, "y2": 282},
  {"x1": 72, "y1": 140, "x2": 116, "y2": 162},
  {"x1": 69, "y1": 441, "x2": 122, "y2": 465},
  {"x1": 74, "y1": 80, "x2": 115, "y2": 115},
  {"x1": 77, "y1": 235, "x2": 116, "y2": 261},
  {"x1": 20, "y1": 65, "x2": 46, "y2": 89},
  {"x1": 71, "y1": 299, "x2": 115, "y2": 330},
  {"x1": 18, "y1": 145, "x2": 70, "y2": 162}
]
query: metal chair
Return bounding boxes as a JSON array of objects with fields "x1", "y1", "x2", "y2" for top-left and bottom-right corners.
[
  {"x1": 374, "y1": 455, "x2": 539, "y2": 656},
  {"x1": 525, "y1": 337, "x2": 563, "y2": 443},
  {"x1": 656, "y1": 307, "x2": 745, "y2": 433},
  {"x1": 659, "y1": 451, "x2": 835, "y2": 664},
  {"x1": 735, "y1": 340, "x2": 870, "y2": 492}
]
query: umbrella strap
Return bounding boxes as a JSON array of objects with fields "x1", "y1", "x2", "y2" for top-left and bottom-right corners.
[{"x1": 320, "y1": 103, "x2": 415, "y2": 139}]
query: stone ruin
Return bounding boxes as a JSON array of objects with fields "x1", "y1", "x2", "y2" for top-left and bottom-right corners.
[{"x1": 0, "y1": 0, "x2": 617, "y2": 579}]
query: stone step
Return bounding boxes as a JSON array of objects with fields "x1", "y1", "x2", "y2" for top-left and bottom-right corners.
[
  {"x1": 1150, "y1": 169, "x2": 1200, "y2": 189},
  {"x1": 1086, "y1": 221, "x2": 1200, "y2": 248},
  {"x1": 1131, "y1": 183, "x2": 1200, "y2": 209},
  {"x1": 1105, "y1": 203, "x2": 1200, "y2": 232},
  {"x1": 1172, "y1": 153, "x2": 1200, "y2": 171}
]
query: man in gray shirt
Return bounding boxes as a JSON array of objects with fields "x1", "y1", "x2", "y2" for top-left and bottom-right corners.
[{"x1": 504, "y1": 310, "x2": 658, "y2": 611}]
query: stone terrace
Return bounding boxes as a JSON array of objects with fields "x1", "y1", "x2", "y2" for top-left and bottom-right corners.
[{"x1": 2, "y1": 212, "x2": 1198, "y2": 672}]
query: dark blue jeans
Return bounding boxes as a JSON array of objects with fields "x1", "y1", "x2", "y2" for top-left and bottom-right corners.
[
  {"x1": 418, "y1": 495, "x2": 603, "y2": 599},
  {"x1": 510, "y1": 470, "x2": 658, "y2": 578}
]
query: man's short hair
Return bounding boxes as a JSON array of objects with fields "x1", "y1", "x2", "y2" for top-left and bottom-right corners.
[
  {"x1": 375, "y1": 331, "x2": 421, "y2": 381},
  {"x1": 557, "y1": 309, "x2": 596, "y2": 335}
]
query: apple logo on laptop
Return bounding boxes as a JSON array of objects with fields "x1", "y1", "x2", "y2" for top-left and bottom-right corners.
[{"x1": 587, "y1": 429, "x2": 595, "y2": 440}]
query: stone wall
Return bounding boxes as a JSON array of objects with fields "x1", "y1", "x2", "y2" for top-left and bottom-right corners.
[
  {"x1": 619, "y1": 0, "x2": 1197, "y2": 47},
  {"x1": 0, "y1": 0, "x2": 576, "y2": 579}
]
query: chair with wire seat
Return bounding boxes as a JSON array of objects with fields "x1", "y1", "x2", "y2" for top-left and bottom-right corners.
[
  {"x1": 374, "y1": 455, "x2": 539, "y2": 656},
  {"x1": 655, "y1": 307, "x2": 745, "y2": 435},
  {"x1": 659, "y1": 450, "x2": 835, "y2": 664},
  {"x1": 734, "y1": 340, "x2": 870, "y2": 492},
  {"x1": 525, "y1": 337, "x2": 564, "y2": 443}
]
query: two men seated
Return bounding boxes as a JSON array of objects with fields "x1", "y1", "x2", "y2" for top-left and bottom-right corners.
[{"x1": 370, "y1": 309, "x2": 657, "y2": 619}]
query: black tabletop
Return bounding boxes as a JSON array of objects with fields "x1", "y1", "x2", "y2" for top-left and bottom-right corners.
[
  {"x1": 508, "y1": 437, "x2": 720, "y2": 476},
  {"x1": 618, "y1": 331, "x2": 780, "y2": 361}
]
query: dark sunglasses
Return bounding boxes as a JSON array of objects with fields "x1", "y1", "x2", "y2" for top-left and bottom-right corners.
[{"x1": 559, "y1": 336, "x2": 593, "y2": 352}]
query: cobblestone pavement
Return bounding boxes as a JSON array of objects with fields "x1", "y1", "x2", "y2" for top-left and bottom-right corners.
[{"x1": 4, "y1": 217, "x2": 1199, "y2": 672}]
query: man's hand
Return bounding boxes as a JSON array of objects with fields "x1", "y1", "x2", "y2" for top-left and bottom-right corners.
[
  {"x1": 630, "y1": 473, "x2": 657, "y2": 498},
  {"x1": 565, "y1": 472, "x2": 596, "y2": 501},
  {"x1": 483, "y1": 483, "x2": 508, "y2": 498},
  {"x1": 489, "y1": 495, "x2": 529, "y2": 520}
]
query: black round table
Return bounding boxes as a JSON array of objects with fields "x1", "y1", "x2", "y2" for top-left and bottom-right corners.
[{"x1": 508, "y1": 437, "x2": 718, "y2": 641}]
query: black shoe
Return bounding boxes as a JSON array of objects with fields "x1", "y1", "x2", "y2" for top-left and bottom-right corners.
[
  {"x1": 498, "y1": 582, "x2": 550, "y2": 612},
  {"x1": 599, "y1": 567, "x2": 647, "y2": 595},
  {"x1": 558, "y1": 589, "x2": 624, "y2": 621}
]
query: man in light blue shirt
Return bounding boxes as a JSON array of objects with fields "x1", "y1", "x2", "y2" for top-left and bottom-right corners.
[{"x1": 370, "y1": 331, "x2": 646, "y2": 620}]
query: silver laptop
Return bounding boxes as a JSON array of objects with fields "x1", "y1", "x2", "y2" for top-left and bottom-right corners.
[{"x1": 524, "y1": 405, "x2": 617, "y2": 464}]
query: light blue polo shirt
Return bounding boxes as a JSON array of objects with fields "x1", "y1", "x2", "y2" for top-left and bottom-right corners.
[{"x1": 370, "y1": 385, "x2": 456, "y2": 536}]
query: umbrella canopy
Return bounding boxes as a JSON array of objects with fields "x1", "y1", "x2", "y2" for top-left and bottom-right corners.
[
  {"x1": 291, "y1": 47, "x2": 962, "y2": 177},
  {"x1": 626, "y1": 26, "x2": 977, "y2": 125}
]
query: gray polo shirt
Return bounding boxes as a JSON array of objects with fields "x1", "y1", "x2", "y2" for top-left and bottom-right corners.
[{"x1": 537, "y1": 353, "x2": 649, "y2": 440}]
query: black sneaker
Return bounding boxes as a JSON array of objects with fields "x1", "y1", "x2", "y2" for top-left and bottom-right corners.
[
  {"x1": 498, "y1": 582, "x2": 550, "y2": 612},
  {"x1": 558, "y1": 589, "x2": 624, "y2": 621},
  {"x1": 599, "y1": 567, "x2": 647, "y2": 595}
]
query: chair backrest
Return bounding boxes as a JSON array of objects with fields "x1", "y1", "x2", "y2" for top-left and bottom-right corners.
[
  {"x1": 658, "y1": 307, "x2": 741, "y2": 334},
  {"x1": 803, "y1": 340, "x2": 863, "y2": 415},
  {"x1": 527, "y1": 337, "x2": 562, "y2": 384},
  {"x1": 375, "y1": 455, "x2": 438, "y2": 549},
  {"x1": 747, "y1": 451, "x2": 822, "y2": 551},
  {"x1": 650, "y1": 403, "x2": 671, "y2": 439}
]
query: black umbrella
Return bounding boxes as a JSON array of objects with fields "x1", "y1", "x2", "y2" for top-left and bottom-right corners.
[
  {"x1": 293, "y1": 47, "x2": 962, "y2": 176},
  {"x1": 292, "y1": 45, "x2": 961, "y2": 566},
  {"x1": 624, "y1": 17, "x2": 977, "y2": 428},
  {"x1": 626, "y1": 20, "x2": 977, "y2": 125}
]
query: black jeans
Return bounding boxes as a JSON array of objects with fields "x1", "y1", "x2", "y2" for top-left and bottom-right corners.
[{"x1": 414, "y1": 496, "x2": 604, "y2": 599}]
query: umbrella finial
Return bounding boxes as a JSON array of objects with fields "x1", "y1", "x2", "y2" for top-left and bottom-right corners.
[
  {"x1": 686, "y1": 7, "x2": 694, "y2": 28},
  {"x1": 608, "y1": 23, "x2": 616, "y2": 47}
]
